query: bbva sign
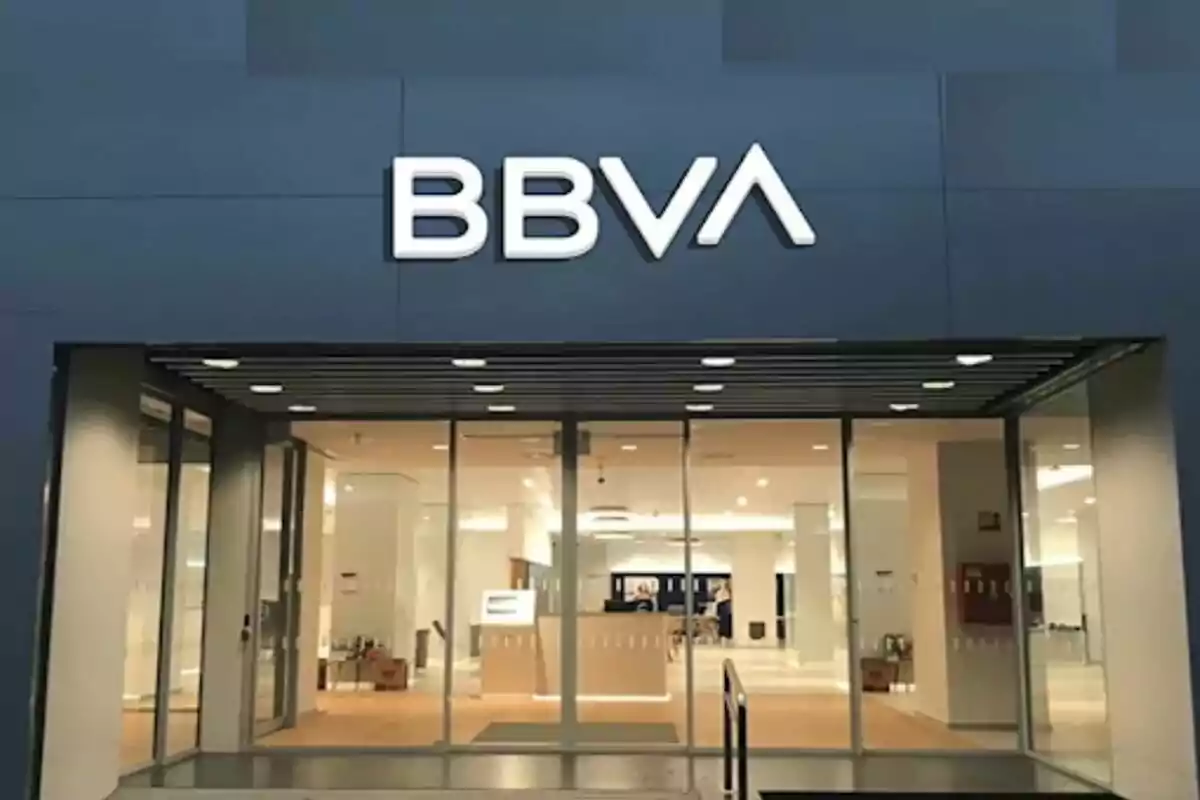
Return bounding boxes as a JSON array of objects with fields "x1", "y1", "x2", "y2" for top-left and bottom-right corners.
[{"x1": 391, "y1": 143, "x2": 815, "y2": 261}]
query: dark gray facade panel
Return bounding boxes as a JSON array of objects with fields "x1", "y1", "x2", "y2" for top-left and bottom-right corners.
[
  {"x1": 1118, "y1": 0, "x2": 1200, "y2": 69},
  {"x1": 0, "y1": 313, "x2": 54, "y2": 800},
  {"x1": 0, "y1": 74, "x2": 402, "y2": 198},
  {"x1": 402, "y1": 75, "x2": 942, "y2": 190},
  {"x1": 393, "y1": 191, "x2": 949, "y2": 343},
  {"x1": 945, "y1": 74, "x2": 1200, "y2": 190},
  {"x1": 0, "y1": 0, "x2": 245, "y2": 75},
  {"x1": 945, "y1": 189, "x2": 1200, "y2": 338},
  {"x1": 0, "y1": 199, "x2": 399, "y2": 342},
  {"x1": 246, "y1": 0, "x2": 722, "y2": 77},
  {"x1": 721, "y1": 0, "x2": 1116, "y2": 71}
]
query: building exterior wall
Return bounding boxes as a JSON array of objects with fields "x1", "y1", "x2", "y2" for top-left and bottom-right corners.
[{"x1": 4, "y1": 1, "x2": 1200, "y2": 798}]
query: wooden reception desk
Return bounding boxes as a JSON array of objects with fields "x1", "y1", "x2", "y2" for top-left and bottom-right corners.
[{"x1": 480, "y1": 612, "x2": 670, "y2": 697}]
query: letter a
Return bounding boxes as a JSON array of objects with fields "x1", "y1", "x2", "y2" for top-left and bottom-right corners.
[{"x1": 695, "y1": 143, "x2": 816, "y2": 247}]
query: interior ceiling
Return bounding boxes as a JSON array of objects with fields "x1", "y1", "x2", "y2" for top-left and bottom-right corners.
[{"x1": 148, "y1": 340, "x2": 1121, "y2": 417}]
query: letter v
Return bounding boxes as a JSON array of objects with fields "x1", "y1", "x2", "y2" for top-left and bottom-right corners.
[
  {"x1": 598, "y1": 156, "x2": 718, "y2": 260},
  {"x1": 695, "y1": 143, "x2": 816, "y2": 247}
]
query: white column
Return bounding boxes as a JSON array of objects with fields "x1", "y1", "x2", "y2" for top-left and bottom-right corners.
[
  {"x1": 731, "y1": 531, "x2": 778, "y2": 646},
  {"x1": 199, "y1": 407, "x2": 263, "y2": 752},
  {"x1": 41, "y1": 349, "x2": 142, "y2": 800},
  {"x1": 793, "y1": 503, "x2": 834, "y2": 663},
  {"x1": 295, "y1": 451, "x2": 326, "y2": 715},
  {"x1": 331, "y1": 473, "x2": 418, "y2": 659}
]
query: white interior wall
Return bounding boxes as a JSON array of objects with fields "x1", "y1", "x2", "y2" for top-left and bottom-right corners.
[
  {"x1": 1090, "y1": 345, "x2": 1198, "y2": 800},
  {"x1": 851, "y1": 497, "x2": 912, "y2": 649},
  {"x1": 908, "y1": 442, "x2": 951, "y2": 723},
  {"x1": 40, "y1": 349, "x2": 142, "y2": 800}
]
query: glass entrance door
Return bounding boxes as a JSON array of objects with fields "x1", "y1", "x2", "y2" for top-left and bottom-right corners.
[
  {"x1": 573, "y1": 421, "x2": 686, "y2": 748},
  {"x1": 253, "y1": 440, "x2": 304, "y2": 737}
]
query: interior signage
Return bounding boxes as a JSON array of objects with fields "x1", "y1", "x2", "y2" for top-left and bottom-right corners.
[
  {"x1": 391, "y1": 143, "x2": 816, "y2": 261},
  {"x1": 480, "y1": 589, "x2": 537, "y2": 626}
]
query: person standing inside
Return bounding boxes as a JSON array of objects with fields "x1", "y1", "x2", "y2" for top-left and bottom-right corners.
[{"x1": 714, "y1": 580, "x2": 733, "y2": 646}]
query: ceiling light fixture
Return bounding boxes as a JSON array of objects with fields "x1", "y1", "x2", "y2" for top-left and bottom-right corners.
[
  {"x1": 736, "y1": 496, "x2": 748, "y2": 507},
  {"x1": 202, "y1": 358, "x2": 240, "y2": 370},
  {"x1": 250, "y1": 384, "x2": 283, "y2": 394},
  {"x1": 693, "y1": 383, "x2": 725, "y2": 393},
  {"x1": 922, "y1": 380, "x2": 956, "y2": 390},
  {"x1": 701, "y1": 356, "x2": 737, "y2": 368},
  {"x1": 433, "y1": 444, "x2": 449, "y2": 451},
  {"x1": 889, "y1": 403, "x2": 919, "y2": 412},
  {"x1": 452, "y1": 358, "x2": 487, "y2": 368},
  {"x1": 288, "y1": 404, "x2": 317, "y2": 413},
  {"x1": 956, "y1": 354, "x2": 993, "y2": 367},
  {"x1": 812, "y1": 444, "x2": 830, "y2": 451},
  {"x1": 686, "y1": 403, "x2": 715, "y2": 413},
  {"x1": 473, "y1": 384, "x2": 505, "y2": 394},
  {"x1": 1063, "y1": 443, "x2": 1081, "y2": 451},
  {"x1": 522, "y1": 478, "x2": 535, "y2": 488},
  {"x1": 488, "y1": 404, "x2": 516, "y2": 413},
  {"x1": 756, "y1": 478, "x2": 769, "y2": 488},
  {"x1": 1084, "y1": 496, "x2": 1097, "y2": 505},
  {"x1": 593, "y1": 532, "x2": 634, "y2": 541},
  {"x1": 621, "y1": 444, "x2": 638, "y2": 451}
]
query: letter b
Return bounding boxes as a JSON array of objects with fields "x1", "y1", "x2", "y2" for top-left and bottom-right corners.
[{"x1": 392, "y1": 157, "x2": 488, "y2": 260}]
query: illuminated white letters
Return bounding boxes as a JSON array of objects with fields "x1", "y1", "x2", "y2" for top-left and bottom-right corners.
[{"x1": 391, "y1": 143, "x2": 815, "y2": 260}]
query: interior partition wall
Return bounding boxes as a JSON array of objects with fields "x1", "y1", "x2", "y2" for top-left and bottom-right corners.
[{"x1": 263, "y1": 413, "x2": 1042, "y2": 758}]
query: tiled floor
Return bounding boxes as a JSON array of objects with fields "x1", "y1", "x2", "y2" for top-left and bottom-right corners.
[{"x1": 119, "y1": 753, "x2": 1102, "y2": 796}]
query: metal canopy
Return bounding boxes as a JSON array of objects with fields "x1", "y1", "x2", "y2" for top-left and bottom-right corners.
[{"x1": 147, "y1": 340, "x2": 1129, "y2": 418}]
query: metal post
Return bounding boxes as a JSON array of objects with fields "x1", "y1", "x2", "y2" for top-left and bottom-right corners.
[
  {"x1": 560, "y1": 419, "x2": 580, "y2": 745},
  {"x1": 151, "y1": 404, "x2": 185, "y2": 762},
  {"x1": 1005, "y1": 414, "x2": 1034, "y2": 752},
  {"x1": 736, "y1": 704, "x2": 748, "y2": 800},
  {"x1": 682, "y1": 420, "x2": 695, "y2": 750},
  {"x1": 440, "y1": 420, "x2": 458, "y2": 748},
  {"x1": 722, "y1": 670, "x2": 732, "y2": 795},
  {"x1": 840, "y1": 417, "x2": 863, "y2": 753}
]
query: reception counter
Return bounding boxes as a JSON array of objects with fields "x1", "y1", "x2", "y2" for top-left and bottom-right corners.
[{"x1": 480, "y1": 612, "x2": 671, "y2": 698}]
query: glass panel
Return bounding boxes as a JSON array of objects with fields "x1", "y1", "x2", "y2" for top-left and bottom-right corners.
[
  {"x1": 1022, "y1": 384, "x2": 1110, "y2": 783},
  {"x1": 164, "y1": 410, "x2": 212, "y2": 756},
  {"x1": 121, "y1": 395, "x2": 172, "y2": 770},
  {"x1": 690, "y1": 420, "x2": 850, "y2": 749},
  {"x1": 575, "y1": 421, "x2": 684, "y2": 746},
  {"x1": 851, "y1": 419, "x2": 1019, "y2": 751},
  {"x1": 451, "y1": 421, "x2": 562, "y2": 745},
  {"x1": 254, "y1": 443, "x2": 288, "y2": 730}
]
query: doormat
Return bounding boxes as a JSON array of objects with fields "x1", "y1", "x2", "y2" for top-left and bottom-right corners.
[{"x1": 471, "y1": 722, "x2": 679, "y2": 744}]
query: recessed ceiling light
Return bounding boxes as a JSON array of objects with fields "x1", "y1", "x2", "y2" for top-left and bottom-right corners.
[
  {"x1": 522, "y1": 477, "x2": 535, "y2": 488},
  {"x1": 287, "y1": 404, "x2": 317, "y2": 413},
  {"x1": 250, "y1": 384, "x2": 283, "y2": 394},
  {"x1": 686, "y1": 403, "x2": 714, "y2": 412},
  {"x1": 756, "y1": 477, "x2": 769, "y2": 488},
  {"x1": 701, "y1": 356, "x2": 736, "y2": 368},
  {"x1": 1084, "y1": 496, "x2": 1097, "y2": 505},
  {"x1": 736, "y1": 496, "x2": 748, "y2": 507},
  {"x1": 473, "y1": 384, "x2": 505, "y2": 394},
  {"x1": 889, "y1": 403, "x2": 919, "y2": 412},
  {"x1": 433, "y1": 444, "x2": 449, "y2": 451},
  {"x1": 922, "y1": 380, "x2": 956, "y2": 390},
  {"x1": 488, "y1": 404, "x2": 516, "y2": 413},
  {"x1": 812, "y1": 444, "x2": 830, "y2": 451},
  {"x1": 956, "y1": 354, "x2": 993, "y2": 367},
  {"x1": 621, "y1": 444, "x2": 638, "y2": 451},
  {"x1": 202, "y1": 358, "x2": 240, "y2": 370},
  {"x1": 1063, "y1": 443, "x2": 1081, "y2": 450},
  {"x1": 693, "y1": 383, "x2": 725, "y2": 393},
  {"x1": 452, "y1": 358, "x2": 487, "y2": 368}
]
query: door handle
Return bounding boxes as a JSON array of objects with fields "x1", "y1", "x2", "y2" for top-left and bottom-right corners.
[{"x1": 240, "y1": 613, "x2": 252, "y2": 645}]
